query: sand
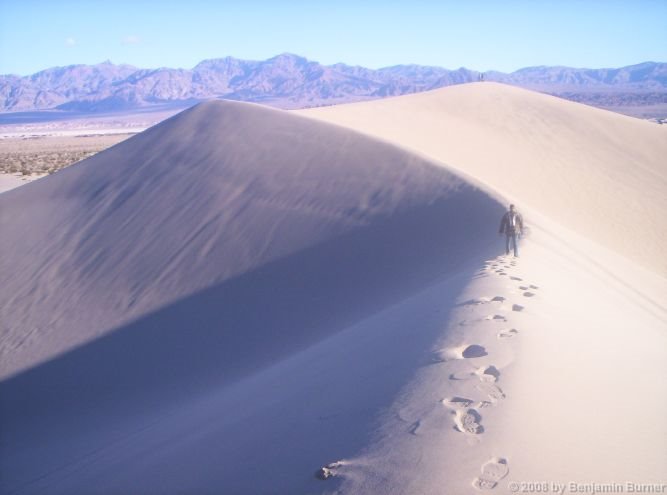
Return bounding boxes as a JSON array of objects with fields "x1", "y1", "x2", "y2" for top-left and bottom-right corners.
[
  {"x1": 298, "y1": 82, "x2": 667, "y2": 276},
  {"x1": 1, "y1": 84, "x2": 665, "y2": 494},
  {"x1": 0, "y1": 172, "x2": 47, "y2": 193},
  {"x1": 0, "y1": 99, "x2": 502, "y2": 381}
]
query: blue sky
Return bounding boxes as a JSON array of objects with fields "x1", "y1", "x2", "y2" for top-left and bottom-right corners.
[{"x1": 1, "y1": 0, "x2": 665, "y2": 75}]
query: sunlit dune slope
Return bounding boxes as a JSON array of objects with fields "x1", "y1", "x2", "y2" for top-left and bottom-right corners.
[{"x1": 299, "y1": 82, "x2": 667, "y2": 275}]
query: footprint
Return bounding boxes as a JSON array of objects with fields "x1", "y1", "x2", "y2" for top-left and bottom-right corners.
[
  {"x1": 512, "y1": 304, "x2": 524, "y2": 312},
  {"x1": 523, "y1": 292, "x2": 535, "y2": 297},
  {"x1": 436, "y1": 344, "x2": 487, "y2": 361},
  {"x1": 461, "y1": 297, "x2": 491, "y2": 306},
  {"x1": 476, "y1": 383, "x2": 506, "y2": 403},
  {"x1": 476, "y1": 365, "x2": 500, "y2": 382},
  {"x1": 450, "y1": 365, "x2": 500, "y2": 383},
  {"x1": 462, "y1": 345, "x2": 487, "y2": 358},
  {"x1": 519, "y1": 285, "x2": 529, "y2": 290},
  {"x1": 454, "y1": 409, "x2": 483, "y2": 434},
  {"x1": 529, "y1": 284, "x2": 539, "y2": 289},
  {"x1": 498, "y1": 328, "x2": 519, "y2": 339},
  {"x1": 472, "y1": 458, "x2": 509, "y2": 490},
  {"x1": 491, "y1": 296, "x2": 505, "y2": 302},
  {"x1": 409, "y1": 420, "x2": 421, "y2": 435},
  {"x1": 473, "y1": 477, "x2": 497, "y2": 489},
  {"x1": 485, "y1": 314, "x2": 507, "y2": 322},
  {"x1": 510, "y1": 276, "x2": 522, "y2": 281},
  {"x1": 449, "y1": 371, "x2": 476, "y2": 381},
  {"x1": 315, "y1": 460, "x2": 344, "y2": 480},
  {"x1": 441, "y1": 397, "x2": 474, "y2": 409},
  {"x1": 316, "y1": 467, "x2": 333, "y2": 480}
]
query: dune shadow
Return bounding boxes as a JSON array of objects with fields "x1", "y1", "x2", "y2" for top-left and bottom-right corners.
[
  {"x1": 462, "y1": 344, "x2": 488, "y2": 358},
  {"x1": 0, "y1": 193, "x2": 503, "y2": 493}
]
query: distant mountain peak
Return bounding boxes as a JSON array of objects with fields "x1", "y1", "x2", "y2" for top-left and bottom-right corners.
[
  {"x1": 266, "y1": 53, "x2": 312, "y2": 68},
  {"x1": 0, "y1": 56, "x2": 665, "y2": 116},
  {"x1": 270, "y1": 52, "x2": 308, "y2": 60}
]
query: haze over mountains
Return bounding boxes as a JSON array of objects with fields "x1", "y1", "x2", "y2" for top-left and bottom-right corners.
[{"x1": 1, "y1": 53, "x2": 665, "y2": 117}]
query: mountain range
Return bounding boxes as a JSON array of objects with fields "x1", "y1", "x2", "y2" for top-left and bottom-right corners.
[{"x1": 1, "y1": 53, "x2": 665, "y2": 115}]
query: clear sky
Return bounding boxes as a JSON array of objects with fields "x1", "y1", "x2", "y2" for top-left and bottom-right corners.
[{"x1": 1, "y1": 0, "x2": 665, "y2": 75}]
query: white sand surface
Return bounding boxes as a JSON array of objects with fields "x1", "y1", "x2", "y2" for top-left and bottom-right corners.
[
  {"x1": 322, "y1": 211, "x2": 667, "y2": 494},
  {"x1": 0, "y1": 107, "x2": 180, "y2": 139},
  {"x1": 1, "y1": 85, "x2": 665, "y2": 494},
  {"x1": 0, "y1": 173, "x2": 46, "y2": 193},
  {"x1": 299, "y1": 82, "x2": 667, "y2": 276},
  {"x1": 0, "y1": 128, "x2": 144, "y2": 138},
  {"x1": 293, "y1": 84, "x2": 667, "y2": 492}
]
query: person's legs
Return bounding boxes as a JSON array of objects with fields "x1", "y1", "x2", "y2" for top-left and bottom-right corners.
[
  {"x1": 505, "y1": 234, "x2": 510, "y2": 255},
  {"x1": 512, "y1": 233, "x2": 519, "y2": 257}
]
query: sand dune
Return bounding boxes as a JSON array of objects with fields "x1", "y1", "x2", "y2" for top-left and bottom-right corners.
[
  {"x1": 0, "y1": 99, "x2": 505, "y2": 493},
  {"x1": 1, "y1": 85, "x2": 666, "y2": 494},
  {"x1": 297, "y1": 82, "x2": 667, "y2": 492},
  {"x1": 0, "y1": 99, "x2": 501, "y2": 381},
  {"x1": 299, "y1": 82, "x2": 667, "y2": 275}
]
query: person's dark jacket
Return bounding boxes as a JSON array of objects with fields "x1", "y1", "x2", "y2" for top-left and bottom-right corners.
[{"x1": 499, "y1": 211, "x2": 523, "y2": 235}]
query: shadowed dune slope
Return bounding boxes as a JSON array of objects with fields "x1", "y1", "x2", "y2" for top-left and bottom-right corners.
[
  {"x1": 0, "y1": 98, "x2": 508, "y2": 494},
  {"x1": 0, "y1": 99, "x2": 502, "y2": 382},
  {"x1": 299, "y1": 82, "x2": 667, "y2": 275}
]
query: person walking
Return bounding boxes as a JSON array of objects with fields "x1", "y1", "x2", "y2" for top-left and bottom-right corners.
[{"x1": 499, "y1": 204, "x2": 523, "y2": 257}]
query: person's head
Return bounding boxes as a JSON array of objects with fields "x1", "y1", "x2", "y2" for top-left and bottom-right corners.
[{"x1": 509, "y1": 204, "x2": 515, "y2": 212}]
